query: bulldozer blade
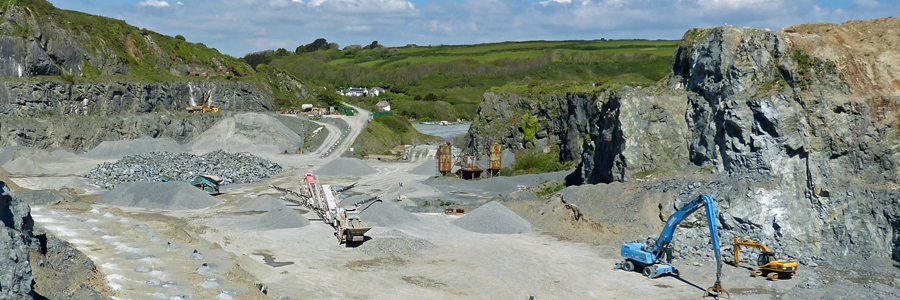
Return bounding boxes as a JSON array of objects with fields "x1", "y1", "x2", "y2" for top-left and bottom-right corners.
[{"x1": 704, "y1": 281, "x2": 730, "y2": 299}]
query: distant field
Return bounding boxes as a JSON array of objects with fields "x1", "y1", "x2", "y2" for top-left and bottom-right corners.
[{"x1": 266, "y1": 39, "x2": 682, "y2": 121}]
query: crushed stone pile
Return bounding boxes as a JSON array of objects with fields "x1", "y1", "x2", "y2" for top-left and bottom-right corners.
[
  {"x1": 314, "y1": 158, "x2": 376, "y2": 177},
  {"x1": 235, "y1": 195, "x2": 288, "y2": 212},
  {"x1": 83, "y1": 136, "x2": 186, "y2": 159},
  {"x1": 353, "y1": 198, "x2": 418, "y2": 227},
  {"x1": 96, "y1": 181, "x2": 221, "y2": 210},
  {"x1": 84, "y1": 150, "x2": 282, "y2": 189},
  {"x1": 451, "y1": 201, "x2": 532, "y2": 234},
  {"x1": 256, "y1": 208, "x2": 310, "y2": 229},
  {"x1": 190, "y1": 113, "x2": 304, "y2": 154},
  {"x1": 232, "y1": 196, "x2": 310, "y2": 230},
  {"x1": 357, "y1": 230, "x2": 434, "y2": 256}
]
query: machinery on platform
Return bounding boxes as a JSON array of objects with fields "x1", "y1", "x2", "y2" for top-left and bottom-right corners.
[
  {"x1": 614, "y1": 194, "x2": 729, "y2": 298},
  {"x1": 733, "y1": 237, "x2": 798, "y2": 280},
  {"x1": 271, "y1": 174, "x2": 376, "y2": 244},
  {"x1": 159, "y1": 174, "x2": 221, "y2": 194}
]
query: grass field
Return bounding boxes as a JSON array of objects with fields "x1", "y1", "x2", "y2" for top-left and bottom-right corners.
[{"x1": 264, "y1": 38, "x2": 680, "y2": 120}]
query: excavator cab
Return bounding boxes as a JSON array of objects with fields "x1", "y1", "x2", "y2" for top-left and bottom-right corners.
[{"x1": 757, "y1": 251, "x2": 776, "y2": 266}]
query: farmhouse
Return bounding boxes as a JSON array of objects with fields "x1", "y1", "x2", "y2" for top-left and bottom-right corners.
[{"x1": 376, "y1": 100, "x2": 391, "y2": 112}]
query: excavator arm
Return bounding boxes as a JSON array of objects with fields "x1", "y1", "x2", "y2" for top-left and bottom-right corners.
[
  {"x1": 733, "y1": 237, "x2": 770, "y2": 267},
  {"x1": 615, "y1": 194, "x2": 729, "y2": 298}
]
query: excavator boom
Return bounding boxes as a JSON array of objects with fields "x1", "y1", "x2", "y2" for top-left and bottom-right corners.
[{"x1": 615, "y1": 194, "x2": 729, "y2": 298}]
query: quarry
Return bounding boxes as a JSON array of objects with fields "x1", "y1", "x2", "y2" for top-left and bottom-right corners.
[{"x1": 1, "y1": 2, "x2": 900, "y2": 299}]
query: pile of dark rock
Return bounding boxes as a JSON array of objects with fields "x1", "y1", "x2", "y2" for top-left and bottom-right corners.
[{"x1": 84, "y1": 150, "x2": 282, "y2": 189}]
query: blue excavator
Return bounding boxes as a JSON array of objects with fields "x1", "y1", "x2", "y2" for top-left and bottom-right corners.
[{"x1": 614, "y1": 194, "x2": 729, "y2": 298}]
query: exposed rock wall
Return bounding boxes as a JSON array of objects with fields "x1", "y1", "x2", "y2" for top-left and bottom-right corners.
[
  {"x1": 0, "y1": 80, "x2": 274, "y2": 118},
  {"x1": 0, "y1": 112, "x2": 223, "y2": 151},
  {"x1": 0, "y1": 181, "x2": 35, "y2": 300},
  {"x1": 466, "y1": 19, "x2": 900, "y2": 264}
]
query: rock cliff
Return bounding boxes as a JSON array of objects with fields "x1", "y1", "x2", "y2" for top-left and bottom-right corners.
[
  {"x1": 466, "y1": 18, "x2": 900, "y2": 264},
  {"x1": 0, "y1": 181, "x2": 35, "y2": 299}
]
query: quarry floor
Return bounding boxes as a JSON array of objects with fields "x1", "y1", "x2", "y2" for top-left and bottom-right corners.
[{"x1": 5, "y1": 111, "x2": 898, "y2": 300}]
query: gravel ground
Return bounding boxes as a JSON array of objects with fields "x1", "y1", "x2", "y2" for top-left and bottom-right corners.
[
  {"x1": 96, "y1": 181, "x2": 221, "y2": 210},
  {"x1": 85, "y1": 150, "x2": 282, "y2": 189},
  {"x1": 315, "y1": 158, "x2": 376, "y2": 177},
  {"x1": 356, "y1": 230, "x2": 434, "y2": 256},
  {"x1": 409, "y1": 158, "x2": 436, "y2": 176},
  {"x1": 450, "y1": 201, "x2": 532, "y2": 234}
]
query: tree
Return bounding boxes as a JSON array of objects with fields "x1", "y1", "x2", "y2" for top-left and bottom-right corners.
[
  {"x1": 275, "y1": 48, "x2": 289, "y2": 57},
  {"x1": 317, "y1": 90, "x2": 342, "y2": 107},
  {"x1": 423, "y1": 93, "x2": 439, "y2": 102},
  {"x1": 364, "y1": 40, "x2": 381, "y2": 50},
  {"x1": 297, "y1": 38, "x2": 330, "y2": 53},
  {"x1": 175, "y1": 35, "x2": 186, "y2": 42},
  {"x1": 242, "y1": 52, "x2": 270, "y2": 70}
]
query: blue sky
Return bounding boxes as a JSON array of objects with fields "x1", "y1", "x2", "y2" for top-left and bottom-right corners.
[{"x1": 46, "y1": 0, "x2": 899, "y2": 57}]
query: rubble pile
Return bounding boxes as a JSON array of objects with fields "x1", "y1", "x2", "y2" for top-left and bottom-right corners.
[{"x1": 85, "y1": 150, "x2": 282, "y2": 189}]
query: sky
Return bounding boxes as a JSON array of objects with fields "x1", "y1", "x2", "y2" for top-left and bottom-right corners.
[{"x1": 46, "y1": 0, "x2": 899, "y2": 57}]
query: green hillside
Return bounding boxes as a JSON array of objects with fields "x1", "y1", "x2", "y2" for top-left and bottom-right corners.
[{"x1": 257, "y1": 39, "x2": 680, "y2": 120}]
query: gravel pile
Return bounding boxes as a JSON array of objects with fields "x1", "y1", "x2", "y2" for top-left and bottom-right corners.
[
  {"x1": 314, "y1": 158, "x2": 376, "y2": 177},
  {"x1": 96, "y1": 181, "x2": 221, "y2": 210},
  {"x1": 235, "y1": 195, "x2": 287, "y2": 212},
  {"x1": 451, "y1": 201, "x2": 532, "y2": 234},
  {"x1": 83, "y1": 137, "x2": 186, "y2": 159},
  {"x1": 357, "y1": 230, "x2": 434, "y2": 256},
  {"x1": 256, "y1": 208, "x2": 310, "y2": 229},
  {"x1": 190, "y1": 113, "x2": 303, "y2": 154},
  {"x1": 354, "y1": 199, "x2": 418, "y2": 227},
  {"x1": 84, "y1": 150, "x2": 282, "y2": 189}
]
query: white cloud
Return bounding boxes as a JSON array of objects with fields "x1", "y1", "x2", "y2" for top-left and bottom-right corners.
[
  {"x1": 53, "y1": 0, "x2": 900, "y2": 56},
  {"x1": 137, "y1": 0, "x2": 170, "y2": 8}
]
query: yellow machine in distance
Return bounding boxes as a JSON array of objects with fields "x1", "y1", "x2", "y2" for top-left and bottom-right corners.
[{"x1": 733, "y1": 237, "x2": 798, "y2": 280}]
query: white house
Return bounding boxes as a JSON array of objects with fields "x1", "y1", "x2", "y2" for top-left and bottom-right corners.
[
  {"x1": 376, "y1": 100, "x2": 391, "y2": 112},
  {"x1": 369, "y1": 87, "x2": 386, "y2": 97},
  {"x1": 343, "y1": 87, "x2": 368, "y2": 97}
]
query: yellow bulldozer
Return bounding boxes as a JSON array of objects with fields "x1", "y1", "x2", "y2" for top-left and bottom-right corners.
[{"x1": 733, "y1": 237, "x2": 798, "y2": 280}]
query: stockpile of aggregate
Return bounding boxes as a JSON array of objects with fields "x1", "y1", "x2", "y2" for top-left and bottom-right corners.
[
  {"x1": 84, "y1": 150, "x2": 282, "y2": 189},
  {"x1": 235, "y1": 195, "x2": 286, "y2": 212},
  {"x1": 357, "y1": 230, "x2": 434, "y2": 256},
  {"x1": 232, "y1": 196, "x2": 310, "y2": 229},
  {"x1": 190, "y1": 113, "x2": 304, "y2": 154},
  {"x1": 450, "y1": 201, "x2": 532, "y2": 234},
  {"x1": 314, "y1": 158, "x2": 376, "y2": 177},
  {"x1": 96, "y1": 181, "x2": 220, "y2": 210},
  {"x1": 349, "y1": 197, "x2": 418, "y2": 227},
  {"x1": 83, "y1": 137, "x2": 186, "y2": 159}
]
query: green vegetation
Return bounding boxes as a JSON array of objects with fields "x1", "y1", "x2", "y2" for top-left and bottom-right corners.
[
  {"x1": 259, "y1": 39, "x2": 679, "y2": 120},
  {"x1": 1, "y1": 0, "x2": 254, "y2": 83},
  {"x1": 351, "y1": 115, "x2": 440, "y2": 156},
  {"x1": 500, "y1": 145, "x2": 570, "y2": 176},
  {"x1": 534, "y1": 181, "x2": 566, "y2": 198}
]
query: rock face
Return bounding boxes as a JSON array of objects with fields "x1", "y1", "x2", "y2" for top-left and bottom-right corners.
[
  {"x1": 0, "y1": 181, "x2": 35, "y2": 299},
  {"x1": 1, "y1": 112, "x2": 223, "y2": 151},
  {"x1": 0, "y1": 80, "x2": 275, "y2": 118},
  {"x1": 465, "y1": 19, "x2": 900, "y2": 264}
]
